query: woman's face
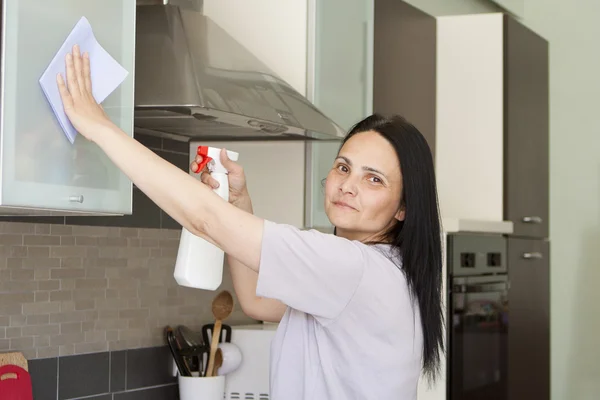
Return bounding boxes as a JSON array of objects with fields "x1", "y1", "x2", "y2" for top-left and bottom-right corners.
[{"x1": 324, "y1": 130, "x2": 405, "y2": 242}]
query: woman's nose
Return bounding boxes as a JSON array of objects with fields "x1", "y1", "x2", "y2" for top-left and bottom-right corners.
[{"x1": 339, "y1": 177, "x2": 358, "y2": 196}]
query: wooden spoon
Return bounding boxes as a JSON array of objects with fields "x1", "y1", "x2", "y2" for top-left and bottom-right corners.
[
  {"x1": 205, "y1": 290, "x2": 234, "y2": 377},
  {"x1": 213, "y1": 348, "x2": 223, "y2": 376}
]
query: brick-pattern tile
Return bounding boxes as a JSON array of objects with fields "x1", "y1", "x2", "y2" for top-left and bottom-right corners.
[{"x1": 0, "y1": 222, "x2": 254, "y2": 359}]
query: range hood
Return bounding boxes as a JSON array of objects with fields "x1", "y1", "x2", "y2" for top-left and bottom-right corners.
[{"x1": 134, "y1": 2, "x2": 346, "y2": 141}]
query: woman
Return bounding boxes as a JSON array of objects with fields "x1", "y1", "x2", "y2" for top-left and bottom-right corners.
[{"x1": 57, "y1": 45, "x2": 444, "y2": 400}]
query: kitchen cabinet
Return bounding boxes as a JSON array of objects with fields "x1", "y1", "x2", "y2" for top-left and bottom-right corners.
[
  {"x1": 504, "y1": 16, "x2": 549, "y2": 238},
  {"x1": 507, "y1": 237, "x2": 550, "y2": 400},
  {"x1": 0, "y1": 0, "x2": 135, "y2": 215},
  {"x1": 305, "y1": 0, "x2": 373, "y2": 228},
  {"x1": 203, "y1": 0, "x2": 372, "y2": 229},
  {"x1": 380, "y1": 8, "x2": 549, "y2": 230},
  {"x1": 373, "y1": 0, "x2": 437, "y2": 154},
  {"x1": 436, "y1": 13, "x2": 549, "y2": 231}
]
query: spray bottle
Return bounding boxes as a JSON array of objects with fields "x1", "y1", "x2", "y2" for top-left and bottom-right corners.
[{"x1": 173, "y1": 145, "x2": 240, "y2": 290}]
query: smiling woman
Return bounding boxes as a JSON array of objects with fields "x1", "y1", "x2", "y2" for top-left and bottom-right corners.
[
  {"x1": 57, "y1": 44, "x2": 444, "y2": 400},
  {"x1": 326, "y1": 130, "x2": 406, "y2": 242}
]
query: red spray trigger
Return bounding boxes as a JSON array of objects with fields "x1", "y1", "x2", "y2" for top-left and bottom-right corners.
[{"x1": 195, "y1": 146, "x2": 213, "y2": 173}]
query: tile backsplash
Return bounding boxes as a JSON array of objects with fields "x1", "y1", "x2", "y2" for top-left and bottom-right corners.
[{"x1": 0, "y1": 221, "x2": 254, "y2": 360}]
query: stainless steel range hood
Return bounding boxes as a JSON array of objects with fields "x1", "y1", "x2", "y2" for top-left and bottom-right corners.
[{"x1": 134, "y1": 2, "x2": 346, "y2": 141}]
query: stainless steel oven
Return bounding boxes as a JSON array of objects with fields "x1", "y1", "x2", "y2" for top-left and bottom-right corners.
[{"x1": 448, "y1": 234, "x2": 509, "y2": 400}]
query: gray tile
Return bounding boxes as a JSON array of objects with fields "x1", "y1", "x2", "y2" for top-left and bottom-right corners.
[
  {"x1": 113, "y1": 384, "x2": 178, "y2": 400},
  {"x1": 58, "y1": 352, "x2": 109, "y2": 399},
  {"x1": 110, "y1": 350, "x2": 127, "y2": 392},
  {"x1": 160, "y1": 210, "x2": 181, "y2": 230},
  {"x1": 156, "y1": 149, "x2": 188, "y2": 171},
  {"x1": 134, "y1": 132, "x2": 162, "y2": 150},
  {"x1": 0, "y1": 216, "x2": 65, "y2": 224},
  {"x1": 162, "y1": 137, "x2": 189, "y2": 154},
  {"x1": 29, "y1": 357, "x2": 58, "y2": 400},
  {"x1": 126, "y1": 347, "x2": 176, "y2": 390}
]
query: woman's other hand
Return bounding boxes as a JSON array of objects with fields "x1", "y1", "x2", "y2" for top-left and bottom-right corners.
[
  {"x1": 57, "y1": 44, "x2": 116, "y2": 142},
  {"x1": 191, "y1": 148, "x2": 250, "y2": 209}
]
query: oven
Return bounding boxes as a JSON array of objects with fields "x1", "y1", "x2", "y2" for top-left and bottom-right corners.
[{"x1": 447, "y1": 233, "x2": 509, "y2": 400}]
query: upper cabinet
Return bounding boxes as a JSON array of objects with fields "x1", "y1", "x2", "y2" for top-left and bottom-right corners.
[
  {"x1": 307, "y1": 0, "x2": 374, "y2": 131},
  {"x1": 504, "y1": 16, "x2": 549, "y2": 238},
  {"x1": 305, "y1": 0, "x2": 374, "y2": 229},
  {"x1": 0, "y1": 0, "x2": 135, "y2": 216},
  {"x1": 375, "y1": 2, "x2": 548, "y2": 237},
  {"x1": 435, "y1": 13, "x2": 549, "y2": 238}
]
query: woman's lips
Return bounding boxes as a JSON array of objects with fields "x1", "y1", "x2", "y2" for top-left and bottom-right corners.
[{"x1": 333, "y1": 201, "x2": 357, "y2": 211}]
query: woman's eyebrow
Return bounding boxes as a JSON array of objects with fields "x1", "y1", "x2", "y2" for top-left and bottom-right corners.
[{"x1": 336, "y1": 156, "x2": 388, "y2": 178}]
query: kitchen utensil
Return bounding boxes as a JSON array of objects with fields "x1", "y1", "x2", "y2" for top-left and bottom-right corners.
[
  {"x1": 177, "y1": 325, "x2": 204, "y2": 347},
  {"x1": 165, "y1": 326, "x2": 191, "y2": 377},
  {"x1": 201, "y1": 323, "x2": 232, "y2": 345},
  {"x1": 0, "y1": 353, "x2": 28, "y2": 372},
  {"x1": 175, "y1": 325, "x2": 205, "y2": 373},
  {"x1": 213, "y1": 348, "x2": 223, "y2": 375},
  {"x1": 216, "y1": 342, "x2": 243, "y2": 376},
  {"x1": 0, "y1": 364, "x2": 33, "y2": 400},
  {"x1": 205, "y1": 290, "x2": 234, "y2": 377},
  {"x1": 178, "y1": 345, "x2": 210, "y2": 377}
]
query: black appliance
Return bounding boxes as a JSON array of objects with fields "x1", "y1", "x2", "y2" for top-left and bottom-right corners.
[{"x1": 448, "y1": 233, "x2": 509, "y2": 400}]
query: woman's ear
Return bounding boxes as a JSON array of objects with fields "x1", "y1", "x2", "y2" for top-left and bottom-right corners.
[{"x1": 395, "y1": 204, "x2": 406, "y2": 222}]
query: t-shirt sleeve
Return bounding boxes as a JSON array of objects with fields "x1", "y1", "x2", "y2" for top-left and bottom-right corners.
[{"x1": 256, "y1": 220, "x2": 365, "y2": 320}]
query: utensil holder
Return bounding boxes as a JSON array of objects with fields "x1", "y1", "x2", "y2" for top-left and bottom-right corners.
[{"x1": 178, "y1": 375, "x2": 225, "y2": 400}]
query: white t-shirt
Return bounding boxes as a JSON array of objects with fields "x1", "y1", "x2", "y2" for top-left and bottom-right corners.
[{"x1": 256, "y1": 220, "x2": 423, "y2": 400}]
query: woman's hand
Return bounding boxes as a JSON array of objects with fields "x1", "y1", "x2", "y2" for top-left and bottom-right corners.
[
  {"x1": 191, "y1": 148, "x2": 251, "y2": 210},
  {"x1": 56, "y1": 44, "x2": 116, "y2": 142}
]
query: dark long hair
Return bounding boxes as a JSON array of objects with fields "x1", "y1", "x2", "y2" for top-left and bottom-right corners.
[{"x1": 339, "y1": 113, "x2": 444, "y2": 382}]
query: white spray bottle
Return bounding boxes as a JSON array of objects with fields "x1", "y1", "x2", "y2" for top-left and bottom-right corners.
[{"x1": 173, "y1": 145, "x2": 239, "y2": 290}]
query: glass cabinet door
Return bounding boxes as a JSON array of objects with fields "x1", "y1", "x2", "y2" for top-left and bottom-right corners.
[
  {"x1": 305, "y1": 0, "x2": 373, "y2": 229},
  {"x1": 308, "y1": 0, "x2": 373, "y2": 131},
  {"x1": 0, "y1": 0, "x2": 135, "y2": 215}
]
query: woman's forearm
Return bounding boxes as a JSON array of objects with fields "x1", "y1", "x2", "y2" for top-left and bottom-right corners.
[
  {"x1": 92, "y1": 124, "x2": 264, "y2": 270},
  {"x1": 227, "y1": 195, "x2": 287, "y2": 322}
]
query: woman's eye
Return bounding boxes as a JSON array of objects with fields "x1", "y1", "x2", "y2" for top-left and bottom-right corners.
[
  {"x1": 368, "y1": 176, "x2": 382, "y2": 184},
  {"x1": 337, "y1": 164, "x2": 349, "y2": 173}
]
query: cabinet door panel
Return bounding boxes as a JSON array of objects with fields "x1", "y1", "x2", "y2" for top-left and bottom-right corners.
[
  {"x1": 308, "y1": 0, "x2": 373, "y2": 131},
  {"x1": 504, "y1": 16, "x2": 549, "y2": 237},
  {"x1": 508, "y1": 237, "x2": 550, "y2": 400},
  {"x1": 305, "y1": 0, "x2": 372, "y2": 229},
  {"x1": 0, "y1": 0, "x2": 135, "y2": 214}
]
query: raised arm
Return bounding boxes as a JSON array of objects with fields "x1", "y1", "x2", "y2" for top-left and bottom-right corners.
[{"x1": 57, "y1": 45, "x2": 263, "y2": 272}]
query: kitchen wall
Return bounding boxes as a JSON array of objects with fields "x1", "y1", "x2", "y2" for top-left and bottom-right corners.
[
  {"x1": 521, "y1": 1, "x2": 600, "y2": 399},
  {"x1": 0, "y1": 221, "x2": 253, "y2": 360}
]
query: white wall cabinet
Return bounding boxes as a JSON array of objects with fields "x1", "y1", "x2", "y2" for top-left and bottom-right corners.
[
  {"x1": 436, "y1": 13, "x2": 549, "y2": 237},
  {"x1": 203, "y1": 0, "x2": 373, "y2": 229},
  {"x1": 0, "y1": 0, "x2": 135, "y2": 215}
]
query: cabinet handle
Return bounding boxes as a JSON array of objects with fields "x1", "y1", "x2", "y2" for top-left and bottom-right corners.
[
  {"x1": 69, "y1": 195, "x2": 84, "y2": 203},
  {"x1": 522, "y1": 216, "x2": 543, "y2": 224},
  {"x1": 522, "y1": 252, "x2": 543, "y2": 260}
]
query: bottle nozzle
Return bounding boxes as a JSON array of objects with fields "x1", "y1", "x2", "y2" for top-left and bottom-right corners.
[{"x1": 196, "y1": 146, "x2": 239, "y2": 174}]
